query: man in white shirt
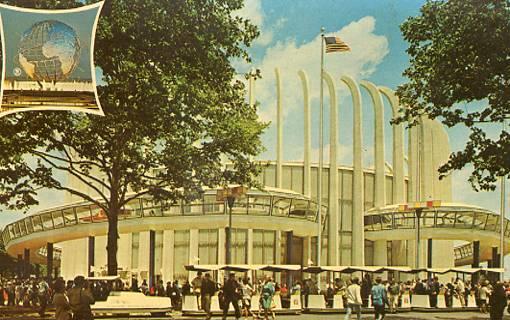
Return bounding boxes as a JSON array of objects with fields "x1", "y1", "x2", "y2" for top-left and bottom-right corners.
[{"x1": 344, "y1": 277, "x2": 363, "y2": 320}]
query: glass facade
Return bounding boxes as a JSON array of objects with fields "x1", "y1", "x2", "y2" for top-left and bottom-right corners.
[{"x1": 199, "y1": 229, "x2": 218, "y2": 265}]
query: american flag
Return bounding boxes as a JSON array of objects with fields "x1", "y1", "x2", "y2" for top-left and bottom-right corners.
[{"x1": 324, "y1": 36, "x2": 351, "y2": 53}]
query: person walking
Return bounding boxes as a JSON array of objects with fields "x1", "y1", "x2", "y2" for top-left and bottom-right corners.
[
  {"x1": 361, "y1": 274, "x2": 372, "y2": 308},
  {"x1": 344, "y1": 277, "x2": 362, "y2": 320},
  {"x1": 68, "y1": 276, "x2": 95, "y2": 320},
  {"x1": 489, "y1": 282, "x2": 507, "y2": 320},
  {"x1": 201, "y1": 273, "x2": 217, "y2": 320},
  {"x1": 429, "y1": 277, "x2": 440, "y2": 308},
  {"x1": 479, "y1": 281, "x2": 491, "y2": 313},
  {"x1": 222, "y1": 273, "x2": 241, "y2": 320},
  {"x1": 387, "y1": 280, "x2": 400, "y2": 313},
  {"x1": 192, "y1": 271, "x2": 203, "y2": 309},
  {"x1": 36, "y1": 278, "x2": 49, "y2": 317},
  {"x1": 53, "y1": 279, "x2": 72, "y2": 320},
  {"x1": 371, "y1": 277, "x2": 388, "y2": 320},
  {"x1": 259, "y1": 277, "x2": 276, "y2": 320}
]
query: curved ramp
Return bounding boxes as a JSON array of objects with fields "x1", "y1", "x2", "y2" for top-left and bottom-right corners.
[{"x1": 365, "y1": 203, "x2": 510, "y2": 263}]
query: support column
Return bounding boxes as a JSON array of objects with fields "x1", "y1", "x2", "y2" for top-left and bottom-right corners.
[
  {"x1": 17, "y1": 254, "x2": 23, "y2": 278},
  {"x1": 472, "y1": 241, "x2": 480, "y2": 268},
  {"x1": 46, "y1": 243, "x2": 53, "y2": 281},
  {"x1": 275, "y1": 231, "x2": 282, "y2": 283},
  {"x1": 88, "y1": 236, "x2": 95, "y2": 277},
  {"x1": 189, "y1": 229, "x2": 199, "y2": 281},
  {"x1": 379, "y1": 87, "x2": 405, "y2": 204},
  {"x1": 373, "y1": 241, "x2": 387, "y2": 266},
  {"x1": 324, "y1": 72, "x2": 339, "y2": 266},
  {"x1": 298, "y1": 71, "x2": 312, "y2": 197},
  {"x1": 492, "y1": 247, "x2": 499, "y2": 269},
  {"x1": 303, "y1": 236, "x2": 311, "y2": 266},
  {"x1": 427, "y1": 239, "x2": 433, "y2": 268},
  {"x1": 286, "y1": 231, "x2": 293, "y2": 286},
  {"x1": 341, "y1": 76, "x2": 364, "y2": 266},
  {"x1": 23, "y1": 249, "x2": 30, "y2": 278},
  {"x1": 162, "y1": 230, "x2": 175, "y2": 283},
  {"x1": 275, "y1": 68, "x2": 283, "y2": 189},
  {"x1": 247, "y1": 229, "x2": 254, "y2": 280},
  {"x1": 149, "y1": 230, "x2": 155, "y2": 288},
  {"x1": 361, "y1": 81, "x2": 386, "y2": 208},
  {"x1": 218, "y1": 228, "x2": 226, "y2": 281}
]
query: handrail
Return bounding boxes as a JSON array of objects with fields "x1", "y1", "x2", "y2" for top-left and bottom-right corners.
[{"x1": 1, "y1": 193, "x2": 327, "y2": 248}]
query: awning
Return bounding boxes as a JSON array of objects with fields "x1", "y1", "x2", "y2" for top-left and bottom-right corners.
[
  {"x1": 260, "y1": 265, "x2": 302, "y2": 272},
  {"x1": 184, "y1": 264, "x2": 225, "y2": 272}
]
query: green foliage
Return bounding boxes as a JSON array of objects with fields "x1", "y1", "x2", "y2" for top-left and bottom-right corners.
[
  {"x1": 0, "y1": 244, "x2": 17, "y2": 277},
  {"x1": 0, "y1": 0, "x2": 266, "y2": 274},
  {"x1": 395, "y1": 0, "x2": 509, "y2": 190}
]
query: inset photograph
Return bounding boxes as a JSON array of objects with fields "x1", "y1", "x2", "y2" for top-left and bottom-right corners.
[{"x1": 0, "y1": 2, "x2": 103, "y2": 117}]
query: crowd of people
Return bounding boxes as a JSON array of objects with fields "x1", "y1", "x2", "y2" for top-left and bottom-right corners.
[{"x1": 1, "y1": 273, "x2": 510, "y2": 320}]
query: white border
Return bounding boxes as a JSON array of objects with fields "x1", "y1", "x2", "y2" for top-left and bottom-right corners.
[{"x1": 0, "y1": 1, "x2": 105, "y2": 118}]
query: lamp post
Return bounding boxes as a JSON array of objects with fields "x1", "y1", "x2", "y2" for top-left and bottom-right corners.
[
  {"x1": 218, "y1": 186, "x2": 247, "y2": 265},
  {"x1": 226, "y1": 195, "x2": 235, "y2": 265}
]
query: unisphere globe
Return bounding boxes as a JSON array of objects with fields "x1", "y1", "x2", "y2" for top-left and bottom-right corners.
[{"x1": 18, "y1": 20, "x2": 80, "y2": 82}]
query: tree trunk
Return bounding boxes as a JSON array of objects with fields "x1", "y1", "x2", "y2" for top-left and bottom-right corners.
[{"x1": 106, "y1": 210, "x2": 119, "y2": 276}]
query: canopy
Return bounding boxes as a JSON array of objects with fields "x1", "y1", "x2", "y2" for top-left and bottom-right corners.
[
  {"x1": 260, "y1": 264, "x2": 302, "y2": 272},
  {"x1": 86, "y1": 276, "x2": 121, "y2": 281},
  {"x1": 221, "y1": 265, "x2": 265, "y2": 272},
  {"x1": 185, "y1": 264, "x2": 225, "y2": 272}
]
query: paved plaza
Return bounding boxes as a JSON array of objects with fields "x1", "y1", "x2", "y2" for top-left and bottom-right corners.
[{"x1": 2, "y1": 308, "x2": 510, "y2": 320}]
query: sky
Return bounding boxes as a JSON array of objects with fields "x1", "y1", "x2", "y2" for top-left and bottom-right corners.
[{"x1": 0, "y1": 1, "x2": 508, "y2": 251}]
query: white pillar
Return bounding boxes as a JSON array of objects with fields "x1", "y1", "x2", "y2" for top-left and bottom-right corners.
[
  {"x1": 430, "y1": 120, "x2": 452, "y2": 201},
  {"x1": 360, "y1": 81, "x2": 386, "y2": 208},
  {"x1": 379, "y1": 87, "x2": 405, "y2": 204},
  {"x1": 298, "y1": 70, "x2": 312, "y2": 197},
  {"x1": 94, "y1": 235, "x2": 107, "y2": 273},
  {"x1": 373, "y1": 240, "x2": 388, "y2": 266},
  {"x1": 408, "y1": 125, "x2": 419, "y2": 201},
  {"x1": 275, "y1": 231, "x2": 282, "y2": 283},
  {"x1": 189, "y1": 229, "x2": 199, "y2": 281},
  {"x1": 341, "y1": 76, "x2": 364, "y2": 266},
  {"x1": 323, "y1": 72, "x2": 339, "y2": 266},
  {"x1": 118, "y1": 233, "x2": 132, "y2": 273},
  {"x1": 420, "y1": 118, "x2": 434, "y2": 201},
  {"x1": 303, "y1": 236, "x2": 311, "y2": 266},
  {"x1": 162, "y1": 230, "x2": 175, "y2": 283},
  {"x1": 247, "y1": 229, "x2": 254, "y2": 279},
  {"x1": 275, "y1": 68, "x2": 283, "y2": 188},
  {"x1": 218, "y1": 228, "x2": 226, "y2": 281},
  {"x1": 138, "y1": 231, "x2": 150, "y2": 282}
]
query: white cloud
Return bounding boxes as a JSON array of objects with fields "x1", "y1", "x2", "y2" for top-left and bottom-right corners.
[
  {"x1": 253, "y1": 16, "x2": 389, "y2": 123},
  {"x1": 234, "y1": 0, "x2": 279, "y2": 47}
]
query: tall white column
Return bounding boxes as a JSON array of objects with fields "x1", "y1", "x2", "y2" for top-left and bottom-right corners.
[
  {"x1": 275, "y1": 231, "x2": 282, "y2": 283},
  {"x1": 408, "y1": 125, "x2": 419, "y2": 201},
  {"x1": 340, "y1": 75, "x2": 364, "y2": 266},
  {"x1": 247, "y1": 229, "x2": 254, "y2": 280},
  {"x1": 94, "y1": 235, "x2": 107, "y2": 272},
  {"x1": 361, "y1": 81, "x2": 386, "y2": 208},
  {"x1": 138, "y1": 231, "x2": 150, "y2": 281},
  {"x1": 420, "y1": 118, "x2": 434, "y2": 200},
  {"x1": 430, "y1": 120, "x2": 452, "y2": 201},
  {"x1": 189, "y1": 229, "x2": 199, "y2": 281},
  {"x1": 162, "y1": 230, "x2": 175, "y2": 283},
  {"x1": 379, "y1": 87, "x2": 405, "y2": 204},
  {"x1": 298, "y1": 70, "x2": 312, "y2": 197},
  {"x1": 218, "y1": 228, "x2": 226, "y2": 280},
  {"x1": 118, "y1": 233, "x2": 132, "y2": 273},
  {"x1": 373, "y1": 240, "x2": 388, "y2": 266},
  {"x1": 323, "y1": 71, "x2": 339, "y2": 266},
  {"x1": 275, "y1": 68, "x2": 283, "y2": 188}
]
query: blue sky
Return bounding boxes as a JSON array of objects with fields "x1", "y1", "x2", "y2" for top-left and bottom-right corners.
[{"x1": 0, "y1": 0, "x2": 507, "y2": 229}]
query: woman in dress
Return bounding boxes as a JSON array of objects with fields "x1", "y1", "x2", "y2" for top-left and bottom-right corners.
[
  {"x1": 260, "y1": 277, "x2": 276, "y2": 320},
  {"x1": 53, "y1": 279, "x2": 72, "y2": 320}
]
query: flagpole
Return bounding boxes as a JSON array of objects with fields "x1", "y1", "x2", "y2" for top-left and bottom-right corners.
[{"x1": 317, "y1": 26, "x2": 325, "y2": 290}]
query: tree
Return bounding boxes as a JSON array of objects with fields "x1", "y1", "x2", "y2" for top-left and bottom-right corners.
[
  {"x1": 0, "y1": 0, "x2": 265, "y2": 275},
  {"x1": 395, "y1": 0, "x2": 510, "y2": 191}
]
